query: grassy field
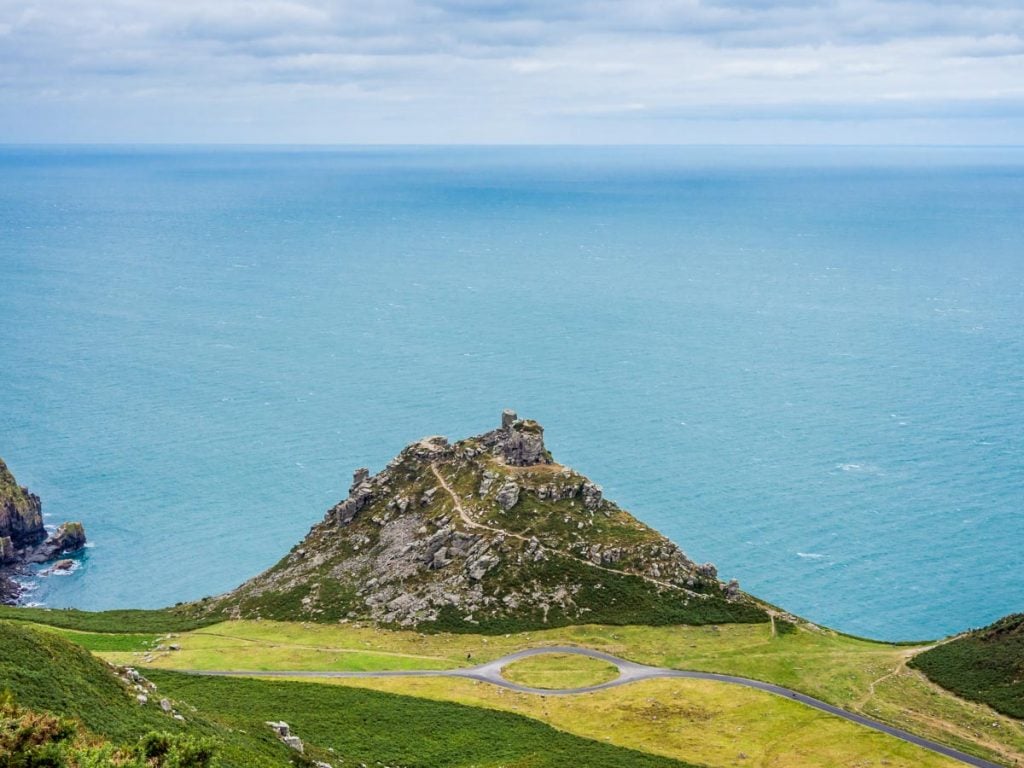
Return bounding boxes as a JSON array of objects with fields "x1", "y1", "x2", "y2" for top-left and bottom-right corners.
[
  {"x1": 32, "y1": 623, "x2": 162, "y2": 652},
  {"x1": 95, "y1": 618, "x2": 1024, "y2": 767},
  {"x1": 502, "y1": 653, "x2": 620, "y2": 689},
  {"x1": 864, "y1": 667, "x2": 1024, "y2": 767},
  {"x1": 320, "y1": 675, "x2": 963, "y2": 768},
  {"x1": 105, "y1": 618, "x2": 914, "y2": 706},
  {"x1": 0, "y1": 620, "x2": 704, "y2": 768}
]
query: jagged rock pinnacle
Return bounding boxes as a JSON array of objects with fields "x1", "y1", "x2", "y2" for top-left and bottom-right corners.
[{"x1": 486, "y1": 410, "x2": 550, "y2": 467}]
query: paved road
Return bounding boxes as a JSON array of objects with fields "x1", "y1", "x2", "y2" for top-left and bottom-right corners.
[{"x1": 185, "y1": 646, "x2": 1007, "y2": 768}]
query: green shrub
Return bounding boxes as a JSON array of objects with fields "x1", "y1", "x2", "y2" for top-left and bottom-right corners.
[
  {"x1": 148, "y1": 670, "x2": 697, "y2": 768},
  {"x1": 0, "y1": 692, "x2": 218, "y2": 768},
  {"x1": 0, "y1": 607, "x2": 216, "y2": 635},
  {"x1": 910, "y1": 613, "x2": 1024, "y2": 719}
]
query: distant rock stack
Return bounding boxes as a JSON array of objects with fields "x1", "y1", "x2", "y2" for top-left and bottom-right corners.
[
  {"x1": 0, "y1": 459, "x2": 45, "y2": 559},
  {"x1": 0, "y1": 457, "x2": 87, "y2": 603}
]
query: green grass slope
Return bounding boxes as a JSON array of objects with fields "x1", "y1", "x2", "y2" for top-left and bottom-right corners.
[
  {"x1": 911, "y1": 613, "x2": 1024, "y2": 719},
  {"x1": 0, "y1": 619, "x2": 173, "y2": 742},
  {"x1": 0, "y1": 619, "x2": 698, "y2": 768},
  {"x1": 1, "y1": 694, "x2": 218, "y2": 768},
  {"x1": 149, "y1": 670, "x2": 698, "y2": 768},
  {"x1": 0, "y1": 620, "x2": 295, "y2": 766},
  {"x1": 0, "y1": 604, "x2": 217, "y2": 633}
]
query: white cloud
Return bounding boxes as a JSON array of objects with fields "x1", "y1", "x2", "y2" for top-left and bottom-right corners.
[{"x1": 0, "y1": 0, "x2": 1022, "y2": 142}]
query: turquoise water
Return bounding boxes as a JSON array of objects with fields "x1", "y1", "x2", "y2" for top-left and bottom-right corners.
[{"x1": 1, "y1": 146, "x2": 1021, "y2": 640}]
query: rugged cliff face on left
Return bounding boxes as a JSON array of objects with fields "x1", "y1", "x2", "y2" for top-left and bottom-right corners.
[{"x1": 0, "y1": 457, "x2": 87, "y2": 603}]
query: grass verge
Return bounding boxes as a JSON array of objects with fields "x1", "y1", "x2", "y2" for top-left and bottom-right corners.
[{"x1": 501, "y1": 653, "x2": 620, "y2": 689}]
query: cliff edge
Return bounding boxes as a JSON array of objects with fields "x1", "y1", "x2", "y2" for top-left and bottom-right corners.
[{"x1": 0, "y1": 458, "x2": 87, "y2": 603}]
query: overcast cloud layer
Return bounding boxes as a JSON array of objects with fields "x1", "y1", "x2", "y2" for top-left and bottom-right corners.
[{"x1": 1, "y1": 0, "x2": 1023, "y2": 143}]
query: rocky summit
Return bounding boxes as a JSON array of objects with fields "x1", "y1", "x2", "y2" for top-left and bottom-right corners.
[
  {"x1": 1, "y1": 457, "x2": 87, "y2": 603},
  {"x1": 199, "y1": 412, "x2": 767, "y2": 632}
]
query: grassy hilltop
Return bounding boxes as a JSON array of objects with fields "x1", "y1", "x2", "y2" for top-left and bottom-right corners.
[{"x1": 192, "y1": 413, "x2": 766, "y2": 633}]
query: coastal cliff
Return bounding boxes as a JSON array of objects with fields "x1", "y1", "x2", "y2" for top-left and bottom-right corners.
[
  {"x1": 197, "y1": 411, "x2": 766, "y2": 632},
  {"x1": 0, "y1": 458, "x2": 45, "y2": 557},
  {"x1": 0, "y1": 458, "x2": 87, "y2": 603}
]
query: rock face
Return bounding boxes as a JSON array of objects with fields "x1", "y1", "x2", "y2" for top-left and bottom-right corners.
[
  {"x1": 27, "y1": 522, "x2": 88, "y2": 564},
  {"x1": 480, "y1": 412, "x2": 551, "y2": 467},
  {"x1": 200, "y1": 412, "x2": 766, "y2": 631},
  {"x1": 0, "y1": 458, "x2": 45, "y2": 550},
  {"x1": 0, "y1": 458, "x2": 87, "y2": 604}
]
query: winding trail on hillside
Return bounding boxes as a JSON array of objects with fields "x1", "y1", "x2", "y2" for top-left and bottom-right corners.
[
  {"x1": 429, "y1": 463, "x2": 710, "y2": 597},
  {"x1": 185, "y1": 645, "x2": 1004, "y2": 768}
]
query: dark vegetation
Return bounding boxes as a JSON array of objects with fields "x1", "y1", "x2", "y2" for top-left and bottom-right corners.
[
  {"x1": 425, "y1": 555, "x2": 768, "y2": 634},
  {"x1": 0, "y1": 605, "x2": 217, "y2": 634},
  {"x1": 149, "y1": 670, "x2": 698, "y2": 768},
  {"x1": 0, "y1": 620, "x2": 302, "y2": 767},
  {"x1": 1, "y1": 692, "x2": 217, "y2": 768},
  {"x1": 774, "y1": 617, "x2": 799, "y2": 635},
  {"x1": 911, "y1": 613, "x2": 1024, "y2": 719}
]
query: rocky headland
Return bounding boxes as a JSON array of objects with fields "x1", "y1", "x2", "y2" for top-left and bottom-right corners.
[
  {"x1": 196, "y1": 411, "x2": 766, "y2": 631},
  {"x1": 0, "y1": 457, "x2": 87, "y2": 603}
]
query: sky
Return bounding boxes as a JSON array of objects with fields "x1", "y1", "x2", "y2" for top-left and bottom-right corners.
[{"x1": 1, "y1": 0, "x2": 1023, "y2": 144}]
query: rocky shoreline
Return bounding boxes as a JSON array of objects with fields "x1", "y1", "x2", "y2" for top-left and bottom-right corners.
[{"x1": 0, "y1": 457, "x2": 87, "y2": 604}]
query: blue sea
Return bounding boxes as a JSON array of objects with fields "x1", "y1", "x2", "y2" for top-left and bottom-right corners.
[{"x1": 1, "y1": 146, "x2": 1022, "y2": 641}]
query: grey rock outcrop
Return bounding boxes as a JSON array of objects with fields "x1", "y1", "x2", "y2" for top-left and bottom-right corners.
[
  {"x1": 265, "y1": 721, "x2": 290, "y2": 737},
  {"x1": 725, "y1": 578, "x2": 741, "y2": 599},
  {"x1": 334, "y1": 482, "x2": 374, "y2": 526},
  {"x1": 350, "y1": 467, "x2": 370, "y2": 491},
  {"x1": 581, "y1": 482, "x2": 603, "y2": 510},
  {"x1": 495, "y1": 480, "x2": 520, "y2": 511},
  {"x1": 0, "y1": 536, "x2": 17, "y2": 566},
  {"x1": 266, "y1": 721, "x2": 304, "y2": 752},
  {"x1": 696, "y1": 562, "x2": 718, "y2": 580},
  {"x1": 1, "y1": 458, "x2": 88, "y2": 604},
  {"x1": 0, "y1": 459, "x2": 45, "y2": 549},
  {"x1": 476, "y1": 411, "x2": 551, "y2": 467},
  {"x1": 201, "y1": 411, "x2": 756, "y2": 629},
  {"x1": 27, "y1": 523, "x2": 87, "y2": 564},
  {"x1": 501, "y1": 422, "x2": 548, "y2": 466}
]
